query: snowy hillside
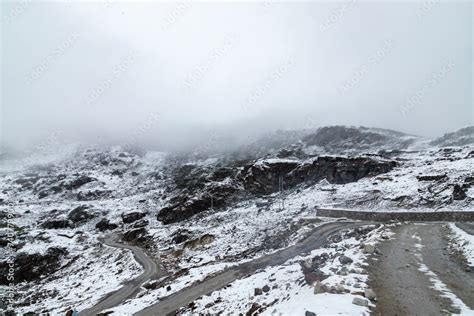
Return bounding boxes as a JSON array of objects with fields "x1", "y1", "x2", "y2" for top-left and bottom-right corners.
[{"x1": 0, "y1": 125, "x2": 473, "y2": 315}]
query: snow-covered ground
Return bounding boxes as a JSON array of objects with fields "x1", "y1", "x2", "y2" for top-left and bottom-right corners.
[
  {"x1": 448, "y1": 223, "x2": 474, "y2": 267},
  {"x1": 175, "y1": 224, "x2": 392, "y2": 316},
  {"x1": 1, "y1": 126, "x2": 473, "y2": 314}
]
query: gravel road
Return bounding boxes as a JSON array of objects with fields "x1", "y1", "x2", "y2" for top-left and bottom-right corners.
[{"x1": 369, "y1": 223, "x2": 474, "y2": 316}]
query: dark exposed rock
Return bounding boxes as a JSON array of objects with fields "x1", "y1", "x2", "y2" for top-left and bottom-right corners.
[
  {"x1": 305, "y1": 311, "x2": 317, "y2": 316},
  {"x1": 77, "y1": 190, "x2": 111, "y2": 201},
  {"x1": 246, "y1": 302, "x2": 262, "y2": 316},
  {"x1": 0, "y1": 247, "x2": 67, "y2": 284},
  {"x1": 239, "y1": 156, "x2": 396, "y2": 195},
  {"x1": 64, "y1": 176, "x2": 95, "y2": 190},
  {"x1": 172, "y1": 229, "x2": 192, "y2": 244},
  {"x1": 122, "y1": 228, "x2": 148, "y2": 243},
  {"x1": 417, "y1": 174, "x2": 447, "y2": 181},
  {"x1": 95, "y1": 218, "x2": 118, "y2": 231},
  {"x1": 133, "y1": 219, "x2": 149, "y2": 228},
  {"x1": 262, "y1": 284, "x2": 270, "y2": 293},
  {"x1": 121, "y1": 212, "x2": 147, "y2": 224},
  {"x1": 41, "y1": 219, "x2": 72, "y2": 229},
  {"x1": 339, "y1": 255, "x2": 354, "y2": 265},
  {"x1": 68, "y1": 205, "x2": 95, "y2": 224},
  {"x1": 254, "y1": 288, "x2": 263, "y2": 296},
  {"x1": 157, "y1": 181, "x2": 239, "y2": 224},
  {"x1": 453, "y1": 184, "x2": 467, "y2": 200},
  {"x1": 238, "y1": 159, "x2": 300, "y2": 194}
]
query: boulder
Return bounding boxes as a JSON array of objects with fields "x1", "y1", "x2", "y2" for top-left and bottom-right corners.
[
  {"x1": 313, "y1": 281, "x2": 328, "y2": 294},
  {"x1": 338, "y1": 255, "x2": 353, "y2": 265},
  {"x1": 364, "y1": 288, "x2": 376, "y2": 300},
  {"x1": 254, "y1": 288, "x2": 263, "y2": 296},
  {"x1": 121, "y1": 212, "x2": 147, "y2": 224},
  {"x1": 453, "y1": 184, "x2": 467, "y2": 200},
  {"x1": 172, "y1": 229, "x2": 192, "y2": 244},
  {"x1": 363, "y1": 244, "x2": 376, "y2": 254},
  {"x1": 68, "y1": 205, "x2": 95, "y2": 224},
  {"x1": 337, "y1": 267, "x2": 349, "y2": 276},
  {"x1": 352, "y1": 297, "x2": 369, "y2": 307},
  {"x1": 305, "y1": 312, "x2": 317, "y2": 316},
  {"x1": 262, "y1": 285, "x2": 270, "y2": 293},
  {"x1": 95, "y1": 218, "x2": 118, "y2": 231}
]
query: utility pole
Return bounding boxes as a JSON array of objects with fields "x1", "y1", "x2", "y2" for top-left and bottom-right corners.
[{"x1": 279, "y1": 174, "x2": 284, "y2": 210}]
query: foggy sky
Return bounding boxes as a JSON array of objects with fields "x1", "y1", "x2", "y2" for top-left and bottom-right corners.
[{"x1": 1, "y1": 0, "x2": 473, "y2": 151}]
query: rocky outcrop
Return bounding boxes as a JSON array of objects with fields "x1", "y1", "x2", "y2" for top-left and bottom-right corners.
[
  {"x1": 157, "y1": 180, "x2": 240, "y2": 224},
  {"x1": 0, "y1": 247, "x2": 67, "y2": 284},
  {"x1": 239, "y1": 157, "x2": 396, "y2": 195},
  {"x1": 158, "y1": 156, "x2": 395, "y2": 224}
]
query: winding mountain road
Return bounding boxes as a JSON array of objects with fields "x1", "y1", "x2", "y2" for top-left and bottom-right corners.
[
  {"x1": 135, "y1": 221, "x2": 370, "y2": 316},
  {"x1": 78, "y1": 234, "x2": 166, "y2": 316}
]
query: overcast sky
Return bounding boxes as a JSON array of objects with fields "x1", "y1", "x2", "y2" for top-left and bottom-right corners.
[{"x1": 1, "y1": 0, "x2": 472, "y2": 151}]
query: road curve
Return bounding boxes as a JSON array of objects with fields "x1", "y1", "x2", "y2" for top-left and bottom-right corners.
[
  {"x1": 135, "y1": 221, "x2": 369, "y2": 316},
  {"x1": 79, "y1": 234, "x2": 166, "y2": 316}
]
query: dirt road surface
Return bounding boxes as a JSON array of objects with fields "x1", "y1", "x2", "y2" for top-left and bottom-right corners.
[{"x1": 369, "y1": 223, "x2": 474, "y2": 316}]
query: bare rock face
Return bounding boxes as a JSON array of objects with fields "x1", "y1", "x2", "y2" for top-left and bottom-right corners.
[
  {"x1": 238, "y1": 159, "x2": 300, "y2": 194},
  {"x1": 0, "y1": 247, "x2": 67, "y2": 285},
  {"x1": 157, "y1": 155, "x2": 396, "y2": 224},
  {"x1": 157, "y1": 180, "x2": 239, "y2": 225},
  {"x1": 239, "y1": 157, "x2": 397, "y2": 195}
]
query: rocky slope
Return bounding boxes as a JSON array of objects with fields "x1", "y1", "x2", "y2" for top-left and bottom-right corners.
[{"x1": 0, "y1": 125, "x2": 473, "y2": 314}]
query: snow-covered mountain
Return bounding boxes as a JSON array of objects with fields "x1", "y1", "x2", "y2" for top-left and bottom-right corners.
[{"x1": 0, "y1": 125, "x2": 473, "y2": 314}]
